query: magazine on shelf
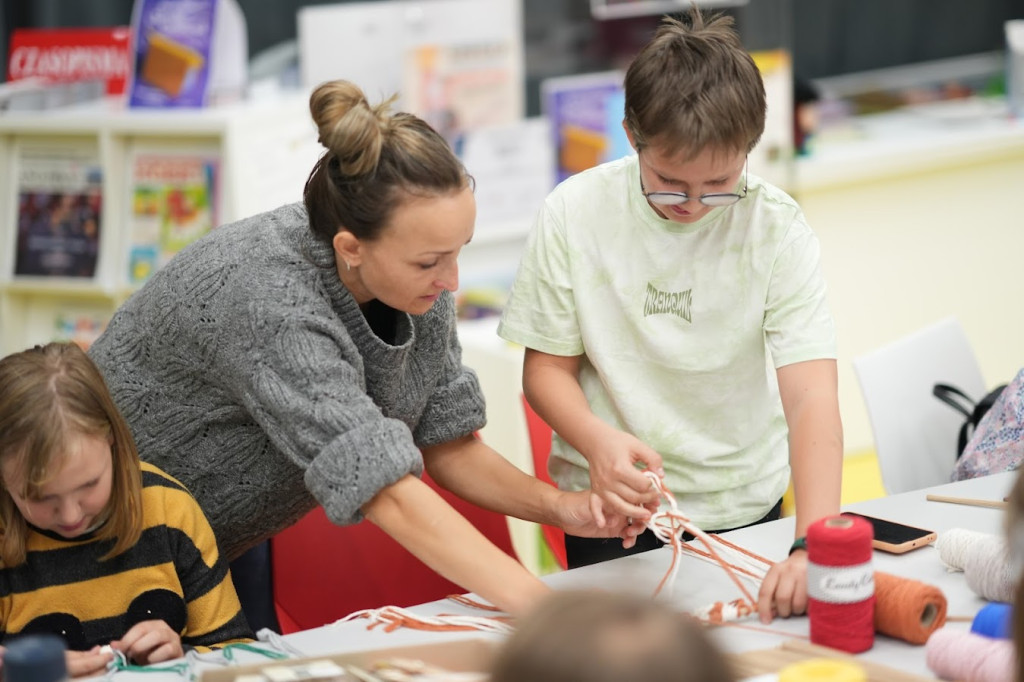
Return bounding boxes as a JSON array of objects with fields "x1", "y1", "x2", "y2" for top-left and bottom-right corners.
[
  {"x1": 126, "y1": 148, "x2": 220, "y2": 285},
  {"x1": 540, "y1": 70, "x2": 629, "y2": 184},
  {"x1": 126, "y1": 0, "x2": 247, "y2": 107},
  {"x1": 12, "y1": 148, "x2": 103, "y2": 279}
]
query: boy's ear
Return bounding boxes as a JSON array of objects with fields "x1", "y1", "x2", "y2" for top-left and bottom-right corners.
[{"x1": 622, "y1": 120, "x2": 638, "y2": 151}]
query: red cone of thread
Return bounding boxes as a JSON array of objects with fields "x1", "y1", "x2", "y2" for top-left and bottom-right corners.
[{"x1": 807, "y1": 514, "x2": 875, "y2": 652}]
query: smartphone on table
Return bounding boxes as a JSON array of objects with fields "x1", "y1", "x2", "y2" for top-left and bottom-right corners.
[{"x1": 840, "y1": 511, "x2": 938, "y2": 554}]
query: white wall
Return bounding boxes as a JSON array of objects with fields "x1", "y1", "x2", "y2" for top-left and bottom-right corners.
[{"x1": 800, "y1": 139, "x2": 1024, "y2": 453}]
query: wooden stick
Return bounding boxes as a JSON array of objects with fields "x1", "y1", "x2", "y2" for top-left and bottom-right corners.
[{"x1": 925, "y1": 494, "x2": 1006, "y2": 510}]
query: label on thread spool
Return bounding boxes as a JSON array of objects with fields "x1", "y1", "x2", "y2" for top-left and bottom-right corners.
[{"x1": 807, "y1": 561, "x2": 874, "y2": 603}]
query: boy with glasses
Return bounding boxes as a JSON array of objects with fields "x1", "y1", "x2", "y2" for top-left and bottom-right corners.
[{"x1": 498, "y1": 7, "x2": 842, "y2": 624}]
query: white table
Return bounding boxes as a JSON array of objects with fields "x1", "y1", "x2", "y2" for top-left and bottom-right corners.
[{"x1": 116, "y1": 472, "x2": 1017, "y2": 681}]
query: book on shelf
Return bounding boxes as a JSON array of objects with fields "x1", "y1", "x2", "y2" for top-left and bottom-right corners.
[
  {"x1": 540, "y1": 70, "x2": 629, "y2": 184},
  {"x1": 126, "y1": 148, "x2": 221, "y2": 285},
  {"x1": 127, "y1": 0, "x2": 247, "y2": 108},
  {"x1": 12, "y1": 148, "x2": 103, "y2": 280}
]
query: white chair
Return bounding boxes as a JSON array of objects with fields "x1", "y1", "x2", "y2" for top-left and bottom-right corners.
[{"x1": 852, "y1": 317, "x2": 986, "y2": 495}]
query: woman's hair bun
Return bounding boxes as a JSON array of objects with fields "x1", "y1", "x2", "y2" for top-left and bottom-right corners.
[{"x1": 309, "y1": 80, "x2": 397, "y2": 176}]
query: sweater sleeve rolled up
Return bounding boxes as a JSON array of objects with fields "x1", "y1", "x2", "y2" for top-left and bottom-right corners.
[{"x1": 412, "y1": 302, "x2": 487, "y2": 447}]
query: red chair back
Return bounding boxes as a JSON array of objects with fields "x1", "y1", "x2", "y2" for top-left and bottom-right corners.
[
  {"x1": 521, "y1": 396, "x2": 569, "y2": 570},
  {"x1": 271, "y1": 472, "x2": 517, "y2": 634}
]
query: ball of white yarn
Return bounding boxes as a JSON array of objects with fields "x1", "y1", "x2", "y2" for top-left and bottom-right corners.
[{"x1": 936, "y1": 528, "x2": 1014, "y2": 602}]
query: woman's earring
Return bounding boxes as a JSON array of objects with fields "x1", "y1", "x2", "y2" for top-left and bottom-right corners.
[{"x1": 344, "y1": 260, "x2": 351, "y2": 271}]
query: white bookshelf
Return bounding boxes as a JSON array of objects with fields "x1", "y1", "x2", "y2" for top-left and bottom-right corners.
[{"x1": 0, "y1": 91, "x2": 321, "y2": 354}]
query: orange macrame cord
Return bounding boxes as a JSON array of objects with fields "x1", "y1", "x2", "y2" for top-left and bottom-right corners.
[
  {"x1": 335, "y1": 472, "x2": 787, "y2": 633},
  {"x1": 642, "y1": 471, "x2": 766, "y2": 622}
]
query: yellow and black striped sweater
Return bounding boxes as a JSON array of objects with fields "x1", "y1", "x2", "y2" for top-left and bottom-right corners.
[{"x1": 0, "y1": 462, "x2": 253, "y2": 651}]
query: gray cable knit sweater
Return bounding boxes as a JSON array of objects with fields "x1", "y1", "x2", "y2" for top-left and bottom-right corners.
[{"x1": 89, "y1": 203, "x2": 487, "y2": 561}]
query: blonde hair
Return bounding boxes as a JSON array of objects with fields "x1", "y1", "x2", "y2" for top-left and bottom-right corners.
[
  {"x1": 623, "y1": 7, "x2": 766, "y2": 160},
  {"x1": 0, "y1": 343, "x2": 143, "y2": 566},
  {"x1": 303, "y1": 79, "x2": 471, "y2": 246},
  {"x1": 490, "y1": 590, "x2": 736, "y2": 682}
]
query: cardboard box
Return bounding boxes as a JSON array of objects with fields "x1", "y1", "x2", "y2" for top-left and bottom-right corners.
[{"x1": 201, "y1": 639, "x2": 497, "y2": 682}]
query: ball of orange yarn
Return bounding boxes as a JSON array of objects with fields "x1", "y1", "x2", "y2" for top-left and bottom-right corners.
[{"x1": 874, "y1": 571, "x2": 947, "y2": 644}]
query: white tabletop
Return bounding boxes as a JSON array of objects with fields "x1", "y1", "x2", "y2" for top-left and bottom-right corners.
[{"x1": 115, "y1": 472, "x2": 1017, "y2": 681}]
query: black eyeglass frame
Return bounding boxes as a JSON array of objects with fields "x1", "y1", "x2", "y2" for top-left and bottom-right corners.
[{"x1": 638, "y1": 156, "x2": 749, "y2": 207}]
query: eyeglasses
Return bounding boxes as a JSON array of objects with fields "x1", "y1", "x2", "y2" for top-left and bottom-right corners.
[{"x1": 639, "y1": 156, "x2": 748, "y2": 207}]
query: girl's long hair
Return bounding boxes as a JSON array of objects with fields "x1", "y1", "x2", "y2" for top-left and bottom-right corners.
[{"x1": 0, "y1": 343, "x2": 143, "y2": 566}]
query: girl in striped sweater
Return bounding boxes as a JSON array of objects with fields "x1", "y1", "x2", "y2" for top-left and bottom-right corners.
[{"x1": 0, "y1": 343, "x2": 252, "y2": 677}]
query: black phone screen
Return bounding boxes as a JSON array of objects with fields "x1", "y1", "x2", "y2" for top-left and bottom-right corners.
[{"x1": 840, "y1": 512, "x2": 934, "y2": 545}]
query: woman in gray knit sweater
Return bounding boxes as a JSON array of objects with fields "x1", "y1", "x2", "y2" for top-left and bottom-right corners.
[{"x1": 89, "y1": 80, "x2": 640, "y2": 619}]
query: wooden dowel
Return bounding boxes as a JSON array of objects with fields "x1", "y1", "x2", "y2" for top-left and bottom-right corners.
[{"x1": 925, "y1": 494, "x2": 1006, "y2": 510}]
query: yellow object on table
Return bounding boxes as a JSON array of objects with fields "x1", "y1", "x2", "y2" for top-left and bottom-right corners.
[{"x1": 778, "y1": 658, "x2": 867, "y2": 682}]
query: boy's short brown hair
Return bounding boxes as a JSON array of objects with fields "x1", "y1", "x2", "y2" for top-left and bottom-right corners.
[{"x1": 624, "y1": 8, "x2": 766, "y2": 160}]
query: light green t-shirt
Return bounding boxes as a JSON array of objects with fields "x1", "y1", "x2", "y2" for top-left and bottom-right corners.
[{"x1": 498, "y1": 154, "x2": 836, "y2": 530}]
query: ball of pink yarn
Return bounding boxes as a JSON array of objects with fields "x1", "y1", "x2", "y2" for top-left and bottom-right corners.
[{"x1": 925, "y1": 628, "x2": 1014, "y2": 682}]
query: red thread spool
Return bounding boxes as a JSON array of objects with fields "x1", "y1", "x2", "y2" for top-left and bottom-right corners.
[{"x1": 806, "y1": 514, "x2": 875, "y2": 653}]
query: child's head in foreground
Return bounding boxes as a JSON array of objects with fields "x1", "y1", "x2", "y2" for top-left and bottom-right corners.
[{"x1": 490, "y1": 590, "x2": 735, "y2": 682}]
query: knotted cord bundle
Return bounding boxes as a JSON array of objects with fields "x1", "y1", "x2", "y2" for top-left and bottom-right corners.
[{"x1": 643, "y1": 471, "x2": 766, "y2": 623}]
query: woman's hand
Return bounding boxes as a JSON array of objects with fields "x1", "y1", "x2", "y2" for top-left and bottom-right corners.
[
  {"x1": 111, "y1": 620, "x2": 184, "y2": 665},
  {"x1": 756, "y1": 549, "x2": 809, "y2": 623},
  {"x1": 552, "y1": 490, "x2": 648, "y2": 547},
  {"x1": 584, "y1": 427, "x2": 664, "y2": 523},
  {"x1": 66, "y1": 647, "x2": 115, "y2": 678}
]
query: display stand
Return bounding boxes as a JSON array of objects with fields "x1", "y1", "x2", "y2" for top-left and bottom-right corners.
[{"x1": 0, "y1": 91, "x2": 321, "y2": 353}]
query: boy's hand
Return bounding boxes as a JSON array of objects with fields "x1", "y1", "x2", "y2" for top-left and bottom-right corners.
[
  {"x1": 112, "y1": 620, "x2": 184, "y2": 665},
  {"x1": 586, "y1": 428, "x2": 664, "y2": 523},
  {"x1": 552, "y1": 490, "x2": 647, "y2": 547},
  {"x1": 66, "y1": 647, "x2": 114, "y2": 678},
  {"x1": 756, "y1": 550, "x2": 809, "y2": 623}
]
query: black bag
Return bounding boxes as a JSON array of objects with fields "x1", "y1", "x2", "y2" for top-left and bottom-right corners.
[{"x1": 933, "y1": 382, "x2": 1008, "y2": 459}]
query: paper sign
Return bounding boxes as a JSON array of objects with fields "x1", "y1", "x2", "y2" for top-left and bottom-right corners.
[{"x1": 6, "y1": 27, "x2": 132, "y2": 96}]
